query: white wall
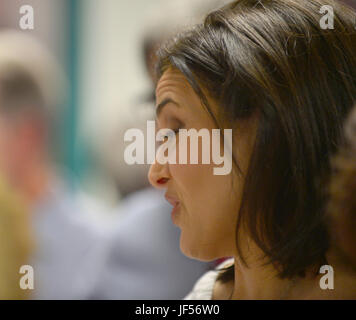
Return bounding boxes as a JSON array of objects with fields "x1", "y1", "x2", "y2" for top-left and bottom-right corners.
[{"x1": 78, "y1": 0, "x2": 163, "y2": 140}]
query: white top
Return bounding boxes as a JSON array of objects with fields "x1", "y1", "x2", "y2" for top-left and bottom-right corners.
[{"x1": 184, "y1": 258, "x2": 234, "y2": 300}]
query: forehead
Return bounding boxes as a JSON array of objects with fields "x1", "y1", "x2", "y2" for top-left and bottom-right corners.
[
  {"x1": 155, "y1": 68, "x2": 195, "y2": 100},
  {"x1": 155, "y1": 67, "x2": 222, "y2": 125}
]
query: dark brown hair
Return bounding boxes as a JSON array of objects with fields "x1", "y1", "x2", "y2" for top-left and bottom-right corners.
[{"x1": 156, "y1": 0, "x2": 356, "y2": 280}]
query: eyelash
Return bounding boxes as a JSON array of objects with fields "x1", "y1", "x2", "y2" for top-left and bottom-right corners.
[
  {"x1": 157, "y1": 128, "x2": 181, "y2": 145},
  {"x1": 163, "y1": 128, "x2": 180, "y2": 139}
]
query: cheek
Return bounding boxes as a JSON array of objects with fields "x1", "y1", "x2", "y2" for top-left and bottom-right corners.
[
  {"x1": 170, "y1": 134, "x2": 242, "y2": 217},
  {"x1": 169, "y1": 162, "x2": 240, "y2": 253},
  {"x1": 169, "y1": 162, "x2": 212, "y2": 206},
  {"x1": 0, "y1": 126, "x2": 25, "y2": 176}
]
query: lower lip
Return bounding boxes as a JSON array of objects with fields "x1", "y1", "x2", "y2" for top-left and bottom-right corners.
[{"x1": 171, "y1": 203, "x2": 181, "y2": 224}]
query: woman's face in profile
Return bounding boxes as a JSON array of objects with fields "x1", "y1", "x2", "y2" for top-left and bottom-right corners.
[{"x1": 149, "y1": 68, "x2": 256, "y2": 261}]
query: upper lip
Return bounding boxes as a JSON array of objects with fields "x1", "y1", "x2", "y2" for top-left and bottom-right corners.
[{"x1": 164, "y1": 193, "x2": 180, "y2": 207}]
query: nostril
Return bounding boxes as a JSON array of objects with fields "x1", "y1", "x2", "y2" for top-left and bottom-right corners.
[{"x1": 157, "y1": 177, "x2": 168, "y2": 185}]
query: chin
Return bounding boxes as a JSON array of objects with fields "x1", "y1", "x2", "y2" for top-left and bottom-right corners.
[{"x1": 179, "y1": 237, "x2": 219, "y2": 262}]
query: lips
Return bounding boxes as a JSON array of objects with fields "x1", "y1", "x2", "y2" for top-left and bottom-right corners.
[
  {"x1": 164, "y1": 193, "x2": 181, "y2": 224},
  {"x1": 164, "y1": 193, "x2": 180, "y2": 207}
]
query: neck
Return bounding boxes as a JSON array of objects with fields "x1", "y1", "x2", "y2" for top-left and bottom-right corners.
[
  {"x1": 228, "y1": 244, "x2": 322, "y2": 300},
  {"x1": 225, "y1": 243, "x2": 356, "y2": 300},
  {"x1": 229, "y1": 258, "x2": 293, "y2": 299}
]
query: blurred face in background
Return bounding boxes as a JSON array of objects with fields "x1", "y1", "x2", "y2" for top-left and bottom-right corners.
[
  {"x1": 149, "y1": 68, "x2": 257, "y2": 261},
  {"x1": 0, "y1": 31, "x2": 63, "y2": 204},
  {"x1": 0, "y1": 105, "x2": 47, "y2": 200}
]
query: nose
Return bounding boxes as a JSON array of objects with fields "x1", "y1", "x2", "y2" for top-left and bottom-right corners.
[{"x1": 148, "y1": 160, "x2": 170, "y2": 189}]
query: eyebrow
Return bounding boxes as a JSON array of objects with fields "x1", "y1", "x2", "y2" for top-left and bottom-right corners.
[{"x1": 156, "y1": 98, "x2": 180, "y2": 118}]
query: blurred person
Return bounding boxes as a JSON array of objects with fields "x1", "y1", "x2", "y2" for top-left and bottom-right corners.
[
  {"x1": 328, "y1": 106, "x2": 356, "y2": 270},
  {"x1": 0, "y1": 30, "x2": 111, "y2": 299},
  {"x1": 0, "y1": 174, "x2": 32, "y2": 299},
  {"x1": 149, "y1": 0, "x2": 356, "y2": 299}
]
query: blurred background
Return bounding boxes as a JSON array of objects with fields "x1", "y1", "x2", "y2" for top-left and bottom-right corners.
[
  {"x1": 0, "y1": 0, "x2": 354, "y2": 300},
  {"x1": 0, "y1": 0, "x2": 171, "y2": 209}
]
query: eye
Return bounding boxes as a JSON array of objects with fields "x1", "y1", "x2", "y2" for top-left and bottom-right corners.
[
  {"x1": 168, "y1": 128, "x2": 180, "y2": 137},
  {"x1": 165, "y1": 128, "x2": 180, "y2": 139},
  {"x1": 157, "y1": 128, "x2": 180, "y2": 145}
]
